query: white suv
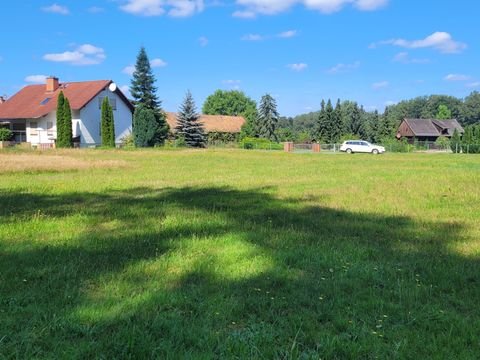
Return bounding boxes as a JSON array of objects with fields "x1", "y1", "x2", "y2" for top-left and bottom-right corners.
[{"x1": 340, "y1": 140, "x2": 386, "y2": 154}]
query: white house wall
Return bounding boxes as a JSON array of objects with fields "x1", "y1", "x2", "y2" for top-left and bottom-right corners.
[
  {"x1": 79, "y1": 89, "x2": 132, "y2": 146},
  {"x1": 25, "y1": 110, "x2": 81, "y2": 145}
]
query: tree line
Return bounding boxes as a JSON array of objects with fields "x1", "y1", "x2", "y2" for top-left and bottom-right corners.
[{"x1": 278, "y1": 93, "x2": 480, "y2": 144}]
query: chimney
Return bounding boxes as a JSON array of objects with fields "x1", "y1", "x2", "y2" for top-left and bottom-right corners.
[
  {"x1": 46, "y1": 76, "x2": 59, "y2": 92},
  {"x1": 0, "y1": 96, "x2": 6, "y2": 104}
]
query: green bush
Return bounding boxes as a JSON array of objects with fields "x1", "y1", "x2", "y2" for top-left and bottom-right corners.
[
  {"x1": 380, "y1": 137, "x2": 413, "y2": 153},
  {"x1": 435, "y1": 136, "x2": 451, "y2": 151},
  {"x1": 120, "y1": 133, "x2": 135, "y2": 148},
  {"x1": 240, "y1": 137, "x2": 283, "y2": 150},
  {"x1": 0, "y1": 128, "x2": 13, "y2": 141}
]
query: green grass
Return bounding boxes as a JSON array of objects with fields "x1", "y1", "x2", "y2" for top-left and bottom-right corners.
[{"x1": 1, "y1": 149, "x2": 479, "y2": 359}]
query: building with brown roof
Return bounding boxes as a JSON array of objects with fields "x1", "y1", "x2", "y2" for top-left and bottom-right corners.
[
  {"x1": 397, "y1": 118, "x2": 464, "y2": 142},
  {"x1": 165, "y1": 112, "x2": 245, "y2": 136},
  {"x1": 0, "y1": 77, "x2": 134, "y2": 146}
]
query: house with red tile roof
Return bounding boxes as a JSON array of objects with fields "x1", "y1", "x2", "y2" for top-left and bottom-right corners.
[{"x1": 0, "y1": 77, "x2": 134, "y2": 147}]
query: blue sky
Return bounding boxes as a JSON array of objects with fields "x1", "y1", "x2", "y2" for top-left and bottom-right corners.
[{"x1": 0, "y1": 0, "x2": 479, "y2": 116}]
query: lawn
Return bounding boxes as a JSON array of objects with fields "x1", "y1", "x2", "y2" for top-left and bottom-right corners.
[{"x1": 1, "y1": 149, "x2": 479, "y2": 359}]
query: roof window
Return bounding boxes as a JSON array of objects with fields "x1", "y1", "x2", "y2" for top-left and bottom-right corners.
[{"x1": 40, "y1": 97, "x2": 52, "y2": 105}]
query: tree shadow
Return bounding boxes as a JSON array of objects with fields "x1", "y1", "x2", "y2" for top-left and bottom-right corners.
[{"x1": 0, "y1": 187, "x2": 478, "y2": 358}]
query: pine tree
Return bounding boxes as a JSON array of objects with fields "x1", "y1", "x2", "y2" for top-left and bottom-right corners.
[
  {"x1": 130, "y1": 47, "x2": 169, "y2": 145},
  {"x1": 57, "y1": 94, "x2": 72, "y2": 148},
  {"x1": 133, "y1": 105, "x2": 160, "y2": 148},
  {"x1": 63, "y1": 98, "x2": 73, "y2": 147},
  {"x1": 314, "y1": 100, "x2": 326, "y2": 142},
  {"x1": 257, "y1": 94, "x2": 279, "y2": 142},
  {"x1": 332, "y1": 99, "x2": 342, "y2": 143},
  {"x1": 176, "y1": 91, "x2": 205, "y2": 148},
  {"x1": 56, "y1": 91, "x2": 65, "y2": 147},
  {"x1": 368, "y1": 110, "x2": 380, "y2": 143},
  {"x1": 316, "y1": 99, "x2": 336, "y2": 143},
  {"x1": 101, "y1": 97, "x2": 115, "y2": 147},
  {"x1": 130, "y1": 47, "x2": 159, "y2": 110},
  {"x1": 349, "y1": 103, "x2": 362, "y2": 136}
]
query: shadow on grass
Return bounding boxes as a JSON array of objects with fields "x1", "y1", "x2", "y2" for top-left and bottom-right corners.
[{"x1": 0, "y1": 187, "x2": 478, "y2": 358}]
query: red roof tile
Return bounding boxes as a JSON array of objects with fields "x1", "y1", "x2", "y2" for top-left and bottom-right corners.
[{"x1": 0, "y1": 80, "x2": 132, "y2": 119}]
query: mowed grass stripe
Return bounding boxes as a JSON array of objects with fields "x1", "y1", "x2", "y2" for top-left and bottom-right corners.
[{"x1": 0, "y1": 150, "x2": 479, "y2": 358}]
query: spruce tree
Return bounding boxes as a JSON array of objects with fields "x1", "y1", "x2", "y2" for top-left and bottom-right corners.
[
  {"x1": 133, "y1": 105, "x2": 159, "y2": 147},
  {"x1": 332, "y1": 99, "x2": 342, "y2": 143},
  {"x1": 176, "y1": 91, "x2": 205, "y2": 148},
  {"x1": 316, "y1": 99, "x2": 336, "y2": 143},
  {"x1": 130, "y1": 47, "x2": 159, "y2": 110},
  {"x1": 63, "y1": 98, "x2": 73, "y2": 147},
  {"x1": 314, "y1": 100, "x2": 326, "y2": 142},
  {"x1": 257, "y1": 94, "x2": 279, "y2": 142},
  {"x1": 130, "y1": 47, "x2": 169, "y2": 145},
  {"x1": 101, "y1": 97, "x2": 115, "y2": 147},
  {"x1": 56, "y1": 92, "x2": 65, "y2": 147},
  {"x1": 349, "y1": 103, "x2": 362, "y2": 136}
]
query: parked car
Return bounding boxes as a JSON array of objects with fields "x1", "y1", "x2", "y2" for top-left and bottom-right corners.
[{"x1": 340, "y1": 140, "x2": 386, "y2": 154}]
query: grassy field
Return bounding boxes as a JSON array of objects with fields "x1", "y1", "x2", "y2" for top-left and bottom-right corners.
[{"x1": 1, "y1": 149, "x2": 479, "y2": 359}]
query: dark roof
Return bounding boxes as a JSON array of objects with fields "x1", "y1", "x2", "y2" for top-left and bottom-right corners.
[
  {"x1": 165, "y1": 112, "x2": 245, "y2": 133},
  {"x1": 0, "y1": 80, "x2": 134, "y2": 119},
  {"x1": 404, "y1": 119, "x2": 464, "y2": 137}
]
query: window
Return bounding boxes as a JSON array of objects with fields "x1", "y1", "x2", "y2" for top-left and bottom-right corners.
[
  {"x1": 47, "y1": 121, "x2": 54, "y2": 136},
  {"x1": 30, "y1": 122, "x2": 38, "y2": 136},
  {"x1": 12, "y1": 123, "x2": 26, "y2": 131},
  {"x1": 98, "y1": 96, "x2": 117, "y2": 110},
  {"x1": 40, "y1": 97, "x2": 52, "y2": 105}
]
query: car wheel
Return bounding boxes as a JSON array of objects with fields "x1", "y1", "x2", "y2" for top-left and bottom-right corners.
[
  {"x1": 372, "y1": 149, "x2": 379, "y2": 155},
  {"x1": 346, "y1": 148, "x2": 353, "y2": 154}
]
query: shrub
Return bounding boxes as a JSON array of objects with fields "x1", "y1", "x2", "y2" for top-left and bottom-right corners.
[
  {"x1": 380, "y1": 137, "x2": 413, "y2": 153},
  {"x1": 435, "y1": 136, "x2": 451, "y2": 151},
  {"x1": 240, "y1": 137, "x2": 283, "y2": 150},
  {"x1": 0, "y1": 128, "x2": 12, "y2": 141},
  {"x1": 120, "y1": 133, "x2": 135, "y2": 148}
]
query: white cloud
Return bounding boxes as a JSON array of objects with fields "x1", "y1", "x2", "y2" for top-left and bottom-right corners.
[
  {"x1": 43, "y1": 44, "x2": 106, "y2": 65},
  {"x1": 392, "y1": 52, "x2": 430, "y2": 64},
  {"x1": 42, "y1": 3, "x2": 70, "y2": 15},
  {"x1": 371, "y1": 32, "x2": 467, "y2": 54},
  {"x1": 222, "y1": 79, "x2": 241, "y2": 89},
  {"x1": 122, "y1": 65, "x2": 136, "y2": 75},
  {"x1": 466, "y1": 82, "x2": 480, "y2": 88},
  {"x1": 234, "y1": 0, "x2": 388, "y2": 18},
  {"x1": 444, "y1": 74, "x2": 471, "y2": 82},
  {"x1": 25, "y1": 75, "x2": 48, "y2": 84},
  {"x1": 372, "y1": 81, "x2": 389, "y2": 89},
  {"x1": 150, "y1": 58, "x2": 167, "y2": 67},
  {"x1": 120, "y1": 0, "x2": 204, "y2": 17},
  {"x1": 241, "y1": 33, "x2": 264, "y2": 41},
  {"x1": 242, "y1": 30, "x2": 298, "y2": 41},
  {"x1": 120, "y1": 85, "x2": 132, "y2": 98},
  {"x1": 199, "y1": 36, "x2": 209, "y2": 46},
  {"x1": 278, "y1": 30, "x2": 298, "y2": 38},
  {"x1": 123, "y1": 58, "x2": 167, "y2": 75},
  {"x1": 287, "y1": 63, "x2": 308, "y2": 72},
  {"x1": 327, "y1": 61, "x2": 360, "y2": 74}
]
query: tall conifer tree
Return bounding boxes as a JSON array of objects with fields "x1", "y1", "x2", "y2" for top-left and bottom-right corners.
[
  {"x1": 56, "y1": 91, "x2": 65, "y2": 147},
  {"x1": 63, "y1": 98, "x2": 73, "y2": 148},
  {"x1": 101, "y1": 97, "x2": 115, "y2": 147},
  {"x1": 130, "y1": 47, "x2": 168, "y2": 145},
  {"x1": 257, "y1": 94, "x2": 279, "y2": 142},
  {"x1": 176, "y1": 91, "x2": 205, "y2": 147}
]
